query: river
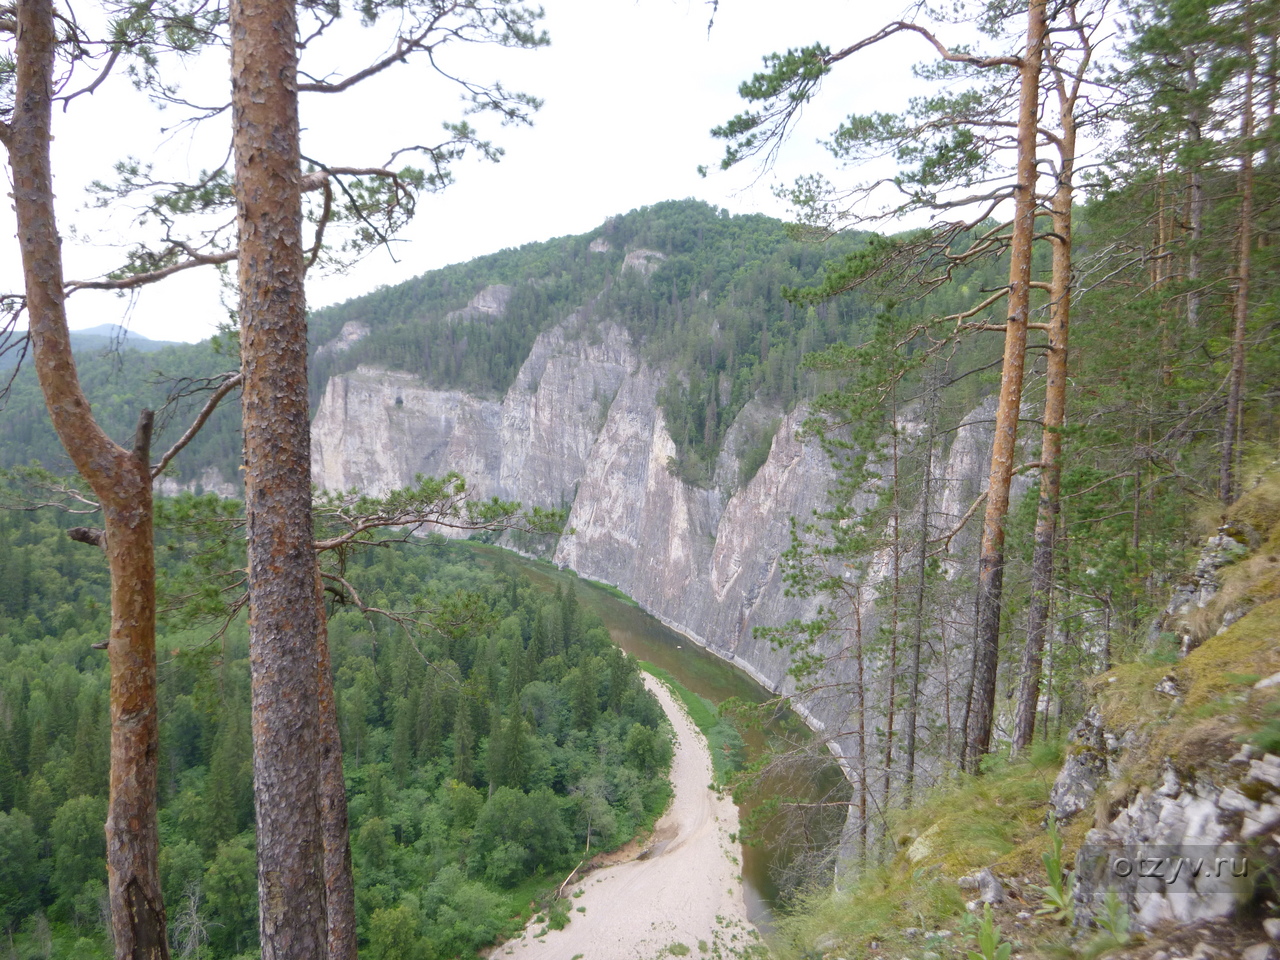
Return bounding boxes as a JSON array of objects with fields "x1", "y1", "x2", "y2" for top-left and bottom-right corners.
[{"x1": 467, "y1": 543, "x2": 847, "y2": 929}]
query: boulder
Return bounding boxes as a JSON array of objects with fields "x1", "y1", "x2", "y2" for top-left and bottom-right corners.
[{"x1": 958, "y1": 867, "x2": 1005, "y2": 905}]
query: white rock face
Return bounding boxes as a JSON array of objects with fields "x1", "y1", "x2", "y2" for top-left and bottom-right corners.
[
  {"x1": 312, "y1": 367, "x2": 501, "y2": 497},
  {"x1": 315, "y1": 320, "x2": 370, "y2": 357},
  {"x1": 312, "y1": 312, "x2": 632, "y2": 503},
  {"x1": 499, "y1": 318, "x2": 633, "y2": 507},
  {"x1": 445, "y1": 284, "x2": 514, "y2": 322},
  {"x1": 622, "y1": 248, "x2": 666, "y2": 275},
  {"x1": 312, "y1": 315, "x2": 1005, "y2": 744},
  {"x1": 154, "y1": 465, "x2": 239, "y2": 498}
]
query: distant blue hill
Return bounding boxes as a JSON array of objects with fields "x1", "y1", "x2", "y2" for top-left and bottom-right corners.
[
  {"x1": 68, "y1": 324, "x2": 181, "y2": 352},
  {"x1": 0, "y1": 324, "x2": 183, "y2": 371}
]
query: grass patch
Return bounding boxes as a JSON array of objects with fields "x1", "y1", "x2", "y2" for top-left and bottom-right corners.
[
  {"x1": 639, "y1": 661, "x2": 746, "y2": 784},
  {"x1": 1093, "y1": 660, "x2": 1174, "y2": 731},
  {"x1": 499, "y1": 872, "x2": 552, "y2": 918},
  {"x1": 546, "y1": 896, "x2": 572, "y2": 930},
  {"x1": 893, "y1": 744, "x2": 1064, "y2": 879},
  {"x1": 774, "y1": 863, "x2": 967, "y2": 960},
  {"x1": 1228, "y1": 461, "x2": 1280, "y2": 550},
  {"x1": 769, "y1": 745, "x2": 1064, "y2": 960},
  {"x1": 1180, "y1": 598, "x2": 1280, "y2": 710},
  {"x1": 1132, "y1": 597, "x2": 1280, "y2": 776}
]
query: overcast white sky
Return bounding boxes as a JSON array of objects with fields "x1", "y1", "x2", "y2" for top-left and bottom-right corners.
[{"x1": 1, "y1": 0, "x2": 942, "y2": 344}]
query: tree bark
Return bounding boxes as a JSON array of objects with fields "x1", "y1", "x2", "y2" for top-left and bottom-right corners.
[
  {"x1": 1221, "y1": 28, "x2": 1253, "y2": 505},
  {"x1": 881, "y1": 393, "x2": 900, "y2": 811},
  {"x1": 231, "y1": 0, "x2": 329, "y2": 953},
  {"x1": 853, "y1": 592, "x2": 867, "y2": 860},
  {"x1": 316, "y1": 571, "x2": 356, "y2": 960},
  {"x1": 964, "y1": 0, "x2": 1047, "y2": 771},
  {"x1": 1186, "y1": 57, "x2": 1205, "y2": 330},
  {"x1": 10, "y1": 2, "x2": 168, "y2": 955},
  {"x1": 1012, "y1": 50, "x2": 1078, "y2": 754}
]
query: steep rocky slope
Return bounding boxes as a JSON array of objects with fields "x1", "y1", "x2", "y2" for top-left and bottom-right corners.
[
  {"x1": 1044, "y1": 471, "x2": 1280, "y2": 947},
  {"x1": 310, "y1": 283, "x2": 1007, "y2": 746},
  {"x1": 764, "y1": 471, "x2": 1280, "y2": 960}
]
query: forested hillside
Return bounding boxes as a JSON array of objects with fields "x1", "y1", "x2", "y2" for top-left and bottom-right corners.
[
  {"x1": 2, "y1": 0, "x2": 1280, "y2": 947},
  {"x1": 0, "y1": 494, "x2": 671, "y2": 959},
  {"x1": 691, "y1": 0, "x2": 1280, "y2": 953},
  {"x1": 0, "y1": 336, "x2": 243, "y2": 489},
  {"x1": 0, "y1": 200, "x2": 1008, "y2": 489}
]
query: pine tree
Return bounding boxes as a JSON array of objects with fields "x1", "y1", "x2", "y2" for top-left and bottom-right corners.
[
  {"x1": 570, "y1": 659, "x2": 600, "y2": 732},
  {"x1": 391, "y1": 697, "x2": 415, "y2": 785},
  {"x1": 0, "y1": 736, "x2": 17, "y2": 811},
  {"x1": 67, "y1": 693, "x2": 105, "y2": 800},
  {"x1": 202, "y1": 718, "x2": 245, "y2": 855},
  {"x1": 453, "y1": 699, "x2": 476, "y2": 787}
]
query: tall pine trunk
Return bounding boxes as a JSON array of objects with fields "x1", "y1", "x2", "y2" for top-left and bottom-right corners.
[
  {"x1": 231, "y1": 0, "x2": 330, "y2": 952},
  {"x1": 1012, "y1": 104, "x2": 1075, "y2": 753},
  {"x1": 316, "y1": 573, "x2": 356, "y2": 960},
  {"x1": 1221, "y1": 26, "x2": 1254, "y2": 505},
  {"x1": 1187, "y1": 57, "x2": 1205, "y2": 330},
  {"x1": 10, "y1": 3, "x2": 169, "y2": 956},
  {"x1": 881, "y1": 395, "x2": 900, "y2": 810},
  {"x1": 964, "y1": 0, "x2": 1047, "y2": 770}
]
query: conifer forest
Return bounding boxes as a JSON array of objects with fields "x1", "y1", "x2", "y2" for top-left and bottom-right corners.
[{"x1": 2, "y1": 0, "x2": 1280, "y2": 958}]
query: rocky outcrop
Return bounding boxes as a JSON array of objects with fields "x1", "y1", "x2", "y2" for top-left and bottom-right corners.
[
  {"x1": 1049, "y1": 708, "x2": 1117, "y2": 822},
  {"x1": 622, "y1": 249, "x2": 665, "y2": 275},
  {"x1": 315, "y1": 320, "x2": 370, "y2": 357},
  {"x1": 1045, "y1": 507, "x2": 1280, "y2": 938},
  {"x1": 1069, "y1": 745, "x2": 1280, "y2": 929},
  {"x1": 445, "y1": 284, "x2": 514, "y2": 323},
  {"x1": 154, "y1": 465, "x2": 239, "y2": 499},
  {"x1": 1153, "y1": 532, "x2": 1250, "y2": 655},
  {"x1": 311, "y1": 310, "x2": 1012, "y2": 753}
]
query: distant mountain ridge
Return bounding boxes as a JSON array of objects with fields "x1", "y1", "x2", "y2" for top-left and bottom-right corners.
[{"x1": 69, "y1": 324, "x2": 180, "y2": 352}]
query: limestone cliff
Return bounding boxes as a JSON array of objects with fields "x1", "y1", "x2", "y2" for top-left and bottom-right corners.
[
  {"x1": 311, "y1": 301, "x2": 1006, "y2": 745},
  {"x1": 310, "y1": 305, "x2": 835, "y2": 698},
  {"x1": 153, "y1": 465, "x2": 239, "y2": 499}
]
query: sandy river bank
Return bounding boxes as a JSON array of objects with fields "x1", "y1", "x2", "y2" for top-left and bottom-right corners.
[{"x1": 497, "y1": 674, "x2": 760, "y2": 960}]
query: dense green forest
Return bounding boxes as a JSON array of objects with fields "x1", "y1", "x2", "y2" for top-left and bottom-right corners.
[
  {"x1": 0, "y1": 336, "x2": 243, "y2": 489},
  {"x1": 0, "y1": 496, "x2": 672, "y2": 959}
]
